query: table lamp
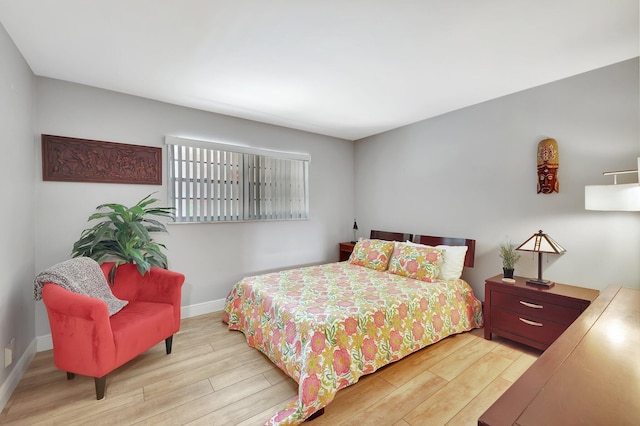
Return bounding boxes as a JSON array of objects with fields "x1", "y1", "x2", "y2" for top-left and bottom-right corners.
[
  {"x1": 516, "y1": 230, "x2": 566, "y2": 286},
  {"x1": 352, "y1": 220, "x2": 358, "y2": 243}
]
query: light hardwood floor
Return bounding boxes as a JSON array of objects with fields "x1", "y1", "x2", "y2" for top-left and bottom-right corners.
[{"x1": 0, "y1": 312, "x2": 541, "y2": 425}]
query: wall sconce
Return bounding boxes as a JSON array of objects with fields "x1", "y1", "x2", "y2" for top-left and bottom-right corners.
[{"x1": 585, "y1": 158, "x2": 640, "y2": 211}]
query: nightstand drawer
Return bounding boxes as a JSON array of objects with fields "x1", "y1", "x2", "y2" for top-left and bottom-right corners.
[
  {"x1": 491, "y1": 307, "x2": 566, "y2": 347},
  {"x1": 491, "y1": 290, "x2": 583, "y2": 326}
]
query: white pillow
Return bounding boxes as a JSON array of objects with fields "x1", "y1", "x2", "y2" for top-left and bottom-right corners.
[{"x1": 404, "y1": 241, "x2": 468, "y2": 280}]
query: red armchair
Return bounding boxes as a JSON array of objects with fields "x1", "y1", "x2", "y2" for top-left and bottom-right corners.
[{"x1": 41, "y1": 262, "x2": 184, "y2": 399}]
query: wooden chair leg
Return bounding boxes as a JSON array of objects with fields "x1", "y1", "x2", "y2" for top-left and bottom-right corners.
[
  {"x1": 95, "y1": 376, "x2": 106, "y2": 400},
  {"x1": 165, "y1": 335, "x2": 173, "y2": 354},
  {"x1": 67, "y1": 372, "x2": 75, "y2": 380}
]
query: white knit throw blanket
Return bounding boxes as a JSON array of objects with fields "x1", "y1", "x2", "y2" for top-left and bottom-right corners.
[{"x1": 34, "y1": 257, "x2": 128, "y2": 316}]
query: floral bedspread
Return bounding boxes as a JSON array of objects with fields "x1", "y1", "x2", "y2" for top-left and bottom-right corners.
[{"x1": 222, "y1": 262, "x2": 483, "y2": 425}]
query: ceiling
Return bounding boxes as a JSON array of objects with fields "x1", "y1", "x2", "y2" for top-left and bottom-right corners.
[{"x1": 1, "y1": 1, "x2": 638, "y2": 141}]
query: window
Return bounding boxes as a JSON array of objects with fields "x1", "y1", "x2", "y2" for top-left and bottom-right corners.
[{"x1": 166, "y1": 136, "x2": 310, "y2": 223}]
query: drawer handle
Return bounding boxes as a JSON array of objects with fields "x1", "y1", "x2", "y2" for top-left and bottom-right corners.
[
  {"x1": 519, "y1": 317, "x2": 543, "y2": 327},
  {"x1": 520, "y1": 300, "x2": 543, "y2": 309}
]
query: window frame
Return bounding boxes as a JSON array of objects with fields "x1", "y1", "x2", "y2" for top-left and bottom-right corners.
[{"x1": 165, "y1": 136, "x2": 310, "y2": 223}]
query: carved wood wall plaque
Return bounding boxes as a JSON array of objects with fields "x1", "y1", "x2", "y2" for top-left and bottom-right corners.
[{"x1": 42, "y1": 134, "x2": 161, "y2": 185}]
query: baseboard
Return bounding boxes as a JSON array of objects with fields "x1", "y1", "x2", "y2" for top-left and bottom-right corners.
[
  {"x1": 181, "y1": 298, "x2": 227, "y2": 319},
  {"x1": 36, "y1": 334, "x2": 53, "y2": 352},
  {"x1": 0, "y1": 339, "x2": 36, "y2": 411},
  {"x1": 35, "y1": 297, "x2": 227, "y2": 352}
]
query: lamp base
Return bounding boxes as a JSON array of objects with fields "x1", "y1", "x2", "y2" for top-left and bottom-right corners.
[{"x1": 526, "y1": 278, "x2": 553, "y2": 287}]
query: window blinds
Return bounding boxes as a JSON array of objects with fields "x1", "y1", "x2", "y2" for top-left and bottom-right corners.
[{"x1": 166, "y1": 136, "x2": 309, "y2": 223}]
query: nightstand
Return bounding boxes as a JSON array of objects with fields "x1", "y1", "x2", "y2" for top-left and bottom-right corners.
[
  {"x1": 484, "y1": 275, "x2": 599, "y2": 350},
  {"x1": 338, "y1": 242, "x2": 355, "y2": 261}
]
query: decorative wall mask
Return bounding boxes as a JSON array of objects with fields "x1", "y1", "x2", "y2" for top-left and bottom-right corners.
[{"x1": 537, "y1": 138, "x2": 559, "y2": 194}]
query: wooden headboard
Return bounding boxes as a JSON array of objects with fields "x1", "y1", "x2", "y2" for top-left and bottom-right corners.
[
  {"x1": 366, "y1": 230, "x2": 475, "y2": 268},
  {"x1": 413, "y1": 235, "x2": 476, "y2": 268},
  {"x1": 370, "y1": 230, "x2": 413, "y2": 242}
]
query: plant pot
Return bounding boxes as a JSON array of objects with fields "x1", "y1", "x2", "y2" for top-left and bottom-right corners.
[{"x1": 503, "y1": 268, "x2": 514, "y2": 279}]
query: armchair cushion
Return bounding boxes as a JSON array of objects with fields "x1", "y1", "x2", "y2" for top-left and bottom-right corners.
[{"x1": 110, "y1": 301, "x2": 175, "y2": 366}]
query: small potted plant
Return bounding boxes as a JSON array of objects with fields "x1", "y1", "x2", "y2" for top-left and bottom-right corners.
[
  {"x1": 71, "y1": 193, "x2": 175, "y2": 284},
  {"x1": 499, "y1": 239, "x2": 520, "y2": 279}
]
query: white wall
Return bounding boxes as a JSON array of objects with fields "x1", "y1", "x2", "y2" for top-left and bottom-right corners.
[
  {"x1": 355, "y1": 58, "x2": 640, "y2": 298},
  {"x1": 34, "y1": 78, "x2": 354, "y2": 337},
  {"x1": 0, "y1": 23, "x2": 36, "y2": 407}
]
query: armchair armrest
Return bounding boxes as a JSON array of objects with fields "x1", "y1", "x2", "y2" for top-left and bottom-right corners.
[
  {"x1": 42, "y1": 282, "x2": 110, "y2": 321},
  {"x1": 105, "y1": 263, "x2": 184, "y2": 302},
  {"x1": 42, "y1": 283, "x2": 116, "y2": 377},
  {"x1": 106, "y1": 263, "x2": 185, "y2": 330},
  {"x1": 137, "y1": 267, "x2": 185, "y2": 330},
  {"x1": 135, "y1": 267, "x2": 185, "y2": 305}
]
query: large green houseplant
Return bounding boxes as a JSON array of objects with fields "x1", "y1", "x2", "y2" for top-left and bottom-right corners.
[{"x1": 72, "y1": 193, "x2": 175, "y2": 284}]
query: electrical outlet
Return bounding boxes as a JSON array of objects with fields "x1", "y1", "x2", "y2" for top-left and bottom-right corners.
[{"x1": 4, "y1": 338, "x2": 15, "y2": 368}]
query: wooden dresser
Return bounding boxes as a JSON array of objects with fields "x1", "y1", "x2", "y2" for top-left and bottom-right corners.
[
  {"x1": 484, "y1": 275, "x2": 599, "y2": 350},
  {"x1": 479, "y1": 285, "x2": 640, "y2": 425}
]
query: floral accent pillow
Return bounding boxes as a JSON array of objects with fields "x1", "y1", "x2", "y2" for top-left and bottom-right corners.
[
  {"x1": 348, "y1": 238, "x2": 396, "y2": 271},
  {"x1": 388, "y1": 243, "x2": 444, "y2": 282},
  {"x1": 404, "y1": 241, "x2": 468, "y2": 280}
]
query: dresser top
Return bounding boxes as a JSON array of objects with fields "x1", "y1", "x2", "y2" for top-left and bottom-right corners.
[{"x1": 486, "y1": 274, "x2": 600, "y2": 303}]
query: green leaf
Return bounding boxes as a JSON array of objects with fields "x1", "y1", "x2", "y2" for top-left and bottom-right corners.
[
  {"x1": 108, "y1": 264, "x2": 118, "y2": 286},
  {"x1": 130, "y1": 222, "x2": 151, "y2": 242}
]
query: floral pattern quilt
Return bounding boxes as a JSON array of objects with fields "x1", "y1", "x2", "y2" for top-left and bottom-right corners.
[{"x1": 222, "y1": 262, "x2": 483, "y2": 425}]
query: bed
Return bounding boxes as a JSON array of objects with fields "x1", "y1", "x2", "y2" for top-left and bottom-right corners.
[{"x1": 222, "y1": 231, "x2": 483, "y2": 425}]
